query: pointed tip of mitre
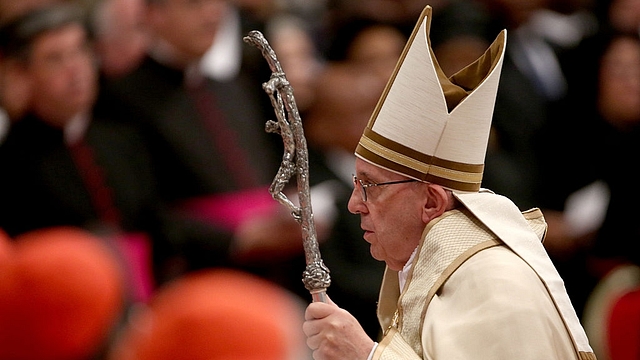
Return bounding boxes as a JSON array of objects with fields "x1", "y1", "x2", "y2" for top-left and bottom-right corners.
[{"x1": 355, "y1": 5, "x2": 507, "y2": 193}]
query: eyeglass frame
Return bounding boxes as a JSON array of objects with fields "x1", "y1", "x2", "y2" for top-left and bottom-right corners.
[{"x1": 352, "y1": 174, "x2": 419, "y2": 202}]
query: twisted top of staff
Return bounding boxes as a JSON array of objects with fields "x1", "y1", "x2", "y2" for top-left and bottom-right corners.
[{"x1": 243, "y1": 30, "x2": 330, "y2": 301}]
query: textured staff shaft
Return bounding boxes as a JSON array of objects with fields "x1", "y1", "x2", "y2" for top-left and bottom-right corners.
[{"x1": 243, "y1": 30, "x2": 330, "y2": 301}]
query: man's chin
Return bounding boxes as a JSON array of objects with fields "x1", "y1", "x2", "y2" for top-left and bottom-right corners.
[{"x1": 369, "y1": 248, "x2": 383, "y2": 262}]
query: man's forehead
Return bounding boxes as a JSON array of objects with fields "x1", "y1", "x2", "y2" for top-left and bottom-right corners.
[
  {"x1": 31, "y1": 24, "x2": 87, "y2": 55},
  {"x1": 355, "y1": 157, "x2": 396, "y2": 179}
]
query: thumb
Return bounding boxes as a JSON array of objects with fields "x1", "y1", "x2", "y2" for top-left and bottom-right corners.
[{"x1": 305, "y1": 296, "x2": 339, "y2": 320}]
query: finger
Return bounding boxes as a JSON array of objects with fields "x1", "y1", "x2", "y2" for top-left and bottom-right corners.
[
  {"x1": 305, "y1": 331, "x2": 322, "y2": 351},
  {"x1": 302, "y1": 318, "x2": 320, "y2": 337}
]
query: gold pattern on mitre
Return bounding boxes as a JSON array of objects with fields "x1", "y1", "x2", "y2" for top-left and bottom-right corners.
[{"x1": 355, "y1": 5, "x2": 506, "y2": 193}]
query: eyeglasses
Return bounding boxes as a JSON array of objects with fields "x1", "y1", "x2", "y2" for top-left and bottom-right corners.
[{"x1": 352, "y1": 174, "x2": 418, "y2": 202}]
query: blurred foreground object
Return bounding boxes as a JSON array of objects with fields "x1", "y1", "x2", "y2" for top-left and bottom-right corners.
[
  {"x1": 107, "y1": 268, "x2": 308, "y2": 360},
  {"x1": 0, "y1": 226, "x2": 125, "y2": 360}
]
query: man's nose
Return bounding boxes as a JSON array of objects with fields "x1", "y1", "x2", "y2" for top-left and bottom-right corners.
[{"x1": 347, "y1": 187, "x2": 366, "y2": 215}]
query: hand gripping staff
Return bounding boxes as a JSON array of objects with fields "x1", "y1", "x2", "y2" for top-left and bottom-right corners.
[{"x1": 243, "y1": 30, "x2": 330, "y2": 303}]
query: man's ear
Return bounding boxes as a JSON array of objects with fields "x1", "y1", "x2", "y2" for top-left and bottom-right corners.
[{"x1": 421, "y1": 184, "x2": 450, "y2": 223}]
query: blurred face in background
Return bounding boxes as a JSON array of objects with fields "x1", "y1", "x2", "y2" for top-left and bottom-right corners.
[
  {"x1": 0, "y1": 0, "x2": 57, "y2": 22},
  {"x1": 24, "y1": 23, "x2": 97, "y2": 127},
  {"x1": 94, "y1": 0, "x2": 149, "y2": 78},
  {"x1": 147, "y1": 0, "x2": 229, "y2": 64},
  {"x1": 608, "y1": 0, "x2": 640, "y2": 34},
  {"x1": 305, "y1": 24, "x2": 405, "y2": 153},
  {"x1": 478, "y1": 0, "x2": 550, "y2": 26},
  {"x1": 346, "y1": 24, "x2": 406, "y2": 79},
  {"x1": 333, "y1": 0, "x2": 438, "y2": 25},
  {"x1": 598, "y1": 36, "x2": 640, "y2": 129}
]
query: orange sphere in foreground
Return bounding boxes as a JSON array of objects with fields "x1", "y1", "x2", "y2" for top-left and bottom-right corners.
[
  {"x1": 109, "y1": 269, "x2": 307, "y2": 360},
  {"x1": 0, "y1": 226, "x2": 125, "y2": 360}
]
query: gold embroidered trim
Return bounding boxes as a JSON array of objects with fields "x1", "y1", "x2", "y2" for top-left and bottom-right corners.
[
  {"x1": 422, "y1": 238, "x2": 502, "y2": 309},
  {"x1": 384, "y1": 310, "x2": 400, "y2": 336},
  {"x1": 355, "y1": 141, "x2": 483, "y2": 192},
  {"x1": 360, "y1": 129, "x2": 484, "y2": 177},
  {"x1": 578, "y1": 351, "x2": 598, "y2": 360}
]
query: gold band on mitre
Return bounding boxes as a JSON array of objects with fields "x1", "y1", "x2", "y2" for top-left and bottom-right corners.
[
  {"x1": 357, "y1": 128, "x2": 485, "y2": 192},
  {"x1": 355, "y1": 5, "x2": 506, "y2": 193}
]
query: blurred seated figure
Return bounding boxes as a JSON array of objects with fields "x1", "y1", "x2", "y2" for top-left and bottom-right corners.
[
  {"x1": 606, "y1": 285, "x2": 640, "y2": 360},
  {"x1": 0, "y1": 0, "x2": 78, "y2": 130},
  {"x1": 264, "y1": 13, "x2": 322, "y2": 115},
  {"x1": 88, "y1": 0, "x2": 149, "y2": 79},
  {"x1": 94, "y1": 0, "x2": 317, "y2": 290},
  {"x1": 107, "y1": 268, "x2": 310, "y2": 360},
  {"x1": 0, "y1": 4, "x2": 162, "y2": 299},
  {"x1": 538, "y1": 31, "x2": 640, "y2": 318},
  {"x1": 0, "y1": 3, "x2": 301, "y2": 299},
  {"x1": 0, "y1": 4, "x2": 111, "y2": 235},
  {"x1": 582, "y1": 263, "x2": 640, "y2": 360},
  {"x1": 0, "y1": 226, "x2": 126, "y2": 360},
  {"x1": 594, "y1": 0, "x2": 640, "y2": 36},
  {"x1": 0, "y1": 0, "x2": 65, "y2": 23},
  {"x1": 98, "y1": 0, "x2": 280, "y2": 204},
  {"x1": 320, "y1": 0, "x2": 488, "y2": 60}
]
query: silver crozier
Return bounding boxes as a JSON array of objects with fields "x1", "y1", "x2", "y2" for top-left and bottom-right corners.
[{"x1": 243, "y1": 30, "x2": 331, "y2": 303}]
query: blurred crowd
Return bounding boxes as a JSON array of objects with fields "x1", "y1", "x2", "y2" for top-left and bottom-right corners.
[{"x1": 0, "y1": 0, "x2": 639, "y2": 359}]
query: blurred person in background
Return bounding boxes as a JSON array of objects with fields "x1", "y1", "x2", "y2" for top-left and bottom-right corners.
[
  {"x1": 97, "y1": 0, "x2": 280, "y2": 220},
  {"x1": 596, "y1": 0, "x2": 640, "y2": 36},
  {"x1": 0, "y1": 3, "x2": 299, "y2": 301},
  {"x1": 95, "y1": 0, "x2": 313, "y2": 291},
  {"x1": 0, "y1": 3, "x2": 163, "y2": 301},
  {"x1": 0, "y1": 0, "x2": 69, "y2": 22},
  {"x1": 88, "y1": 0, "x2": 149, "y2": 79},
  {"x1": 534, "y1": 0, "x2": 640, "y2": 321},
  {"x1": 475, "y1": 0, "x2": 580, "y2": 210},
  {"x1": 264, "y1": 13, "x2": 323, "y2": 115},
  {"x1": 538, "y1": 29, "x2": 640, "y2": 328},
  {"x1": 318, "y1": 0, "x2": 495, "y2": 76},
  {"x1": 0, "y1": 0, "x2": 67, "y2": 139}
]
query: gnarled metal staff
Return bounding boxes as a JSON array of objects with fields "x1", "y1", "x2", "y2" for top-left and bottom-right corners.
[{"x1": 243, "y1": 30, "x2": 330, "y2": 303}]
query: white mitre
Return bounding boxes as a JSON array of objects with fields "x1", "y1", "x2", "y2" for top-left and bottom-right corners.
[{"x1": 355, "y1": 5, "x2": 505, "y2": 193}]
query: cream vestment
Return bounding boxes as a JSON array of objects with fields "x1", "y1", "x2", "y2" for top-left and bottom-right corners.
[{"x1": 372, "y1": 192, "x2": 596, "y2": 360}]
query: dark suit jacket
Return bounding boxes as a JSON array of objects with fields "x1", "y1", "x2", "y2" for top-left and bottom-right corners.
[
  {"x1": 0, "y1": 115, "x2": 153, "y2": 234},
  {"x1": 482, "y1": 41, "x2": 555, "y2": 211},
  {"x1": 0, "y1": 115, "x2": 235, "y2": 284},
  {"x1": 96, "y1": 56, "x2": 280, "y2": 203}
]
